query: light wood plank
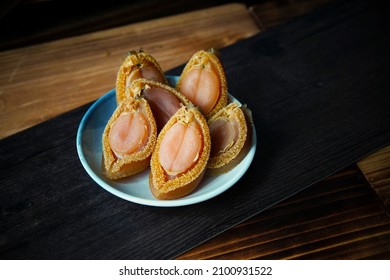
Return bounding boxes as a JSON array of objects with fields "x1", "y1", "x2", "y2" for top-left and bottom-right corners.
[
  {"x1": 0, "y1": 3, "x2": 259, "y2": 139},
  {"x1": 358, "y1": 146, "x2": 390, "y2": 214}
]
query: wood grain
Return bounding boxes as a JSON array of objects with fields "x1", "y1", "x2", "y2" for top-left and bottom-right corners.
[
  {"x1": 1, "y1": 0, "x2": 390, "y2": 260},
  {"x1": 178, "y1": 166, "x2": 390, "y2": 259},
  {"x1": 0, "y1": 0, "x2": 243, "y2": 51},
  {"x1": 249, "y1": 0, "x2": 390, "y2": 232},
  {"x1": 358, "y1": 146, "x2": 390, "y2": 214},
  {"x1": 0, "y1": 3, "x2": 259, "y2": 139},
  {"x1": 178, "y1": 0, "x2": 390, "y2": 260},
  {"x1": 250, "y1": 0, "x2": 390, "y2": 213}
]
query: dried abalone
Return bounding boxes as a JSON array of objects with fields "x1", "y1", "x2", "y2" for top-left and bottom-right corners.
[
  {"x1": 116, "y1": 50, "x2": 167, "y2": 104},
  {"x1": 207, "y1": 103, "x2": 252, "y2": 173},
  {"x1": 150, "y1": 106, "x2": 211, "y2": 199},
  {"x1": 128, "y1": 78, "x2": 192, "y2": 131},
  {"x1": 176, "y1": 49, "x2": 227, "y2": 118},
  {"x1": 102, "y1": 98, "x2": 157, "y2": 179}
]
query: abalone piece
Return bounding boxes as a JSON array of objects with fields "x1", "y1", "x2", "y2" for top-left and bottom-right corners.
[
  {"x1": 150, "y1": 106, "x2": 211, "y2": 199},
  {"x1": 102, "y1": 98, "x2": 157, "y2": 179},
  {"x1": 207, "y1": 103, "x2": 252, "y2": 173},
  {"x1": 176, "y1": 49, "x2": 228, "y2": 118},
  {"x1": 128, "y1": 78, "x2": 192, "y2": 131},
  {"x1": 116, "y1": 50, "x2": 167, "y2": 104}
]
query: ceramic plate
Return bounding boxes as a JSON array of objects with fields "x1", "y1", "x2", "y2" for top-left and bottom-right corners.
[{"x1": 76, "y1": 76, "x2": 257, "y2": 207}]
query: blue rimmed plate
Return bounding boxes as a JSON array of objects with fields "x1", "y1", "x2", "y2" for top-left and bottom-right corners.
[{"x1": 76, "y1": 76, "x2": 256, "y2": 207}]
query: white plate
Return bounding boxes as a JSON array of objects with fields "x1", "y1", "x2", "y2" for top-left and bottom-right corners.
[{"x1": 76, "y1": 76, "x2": 257, "y2": 207}]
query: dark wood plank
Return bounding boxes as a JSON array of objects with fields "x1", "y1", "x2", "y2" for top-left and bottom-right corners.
[
  {"x1": 179, "y1": 166, "x2": 390, "y2": 259},
  {"x1": 1, "y1": 0, "x2": 390, "y2": 259},
  {"x1": 180, "y1": 0, "x2": 390, "y2": 260},
  {"x1": 250, "y1": 0, "x2": 390, "y2": 215}
]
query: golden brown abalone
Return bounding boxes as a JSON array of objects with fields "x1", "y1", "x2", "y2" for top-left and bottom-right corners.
[
  {"x1": 128, "y1": 78, "x2": 192, "y2": 131},
  {"x1": 102, "y1": 98, "x2": 157, "y2": 179},
  {"x1": 116, "y1": 50, "x2": 167, "y2": 104},
  {"x1": 207, "y1": 103, "x2": 252, "y2": 173},
  {"x1": 150, "y1": 106, "x2": 211, "y2": 199},
  {"x1": 176, "y1": 49, "x2": 227, "y2": 118}
]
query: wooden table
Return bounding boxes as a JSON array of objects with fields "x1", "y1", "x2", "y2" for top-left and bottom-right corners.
[{"x1": 1, "y1": 1, "x2": 389, "y2": 259}]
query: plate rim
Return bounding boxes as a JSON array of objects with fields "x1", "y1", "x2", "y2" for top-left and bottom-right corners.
[{"x1": 76, "y1": 76, "x2": 257, "y2": 207}]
